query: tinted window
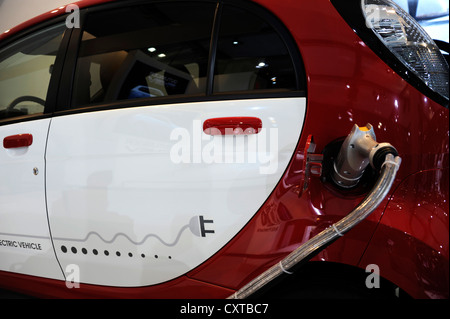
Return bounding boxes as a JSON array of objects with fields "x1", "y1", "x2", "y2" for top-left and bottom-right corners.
[
  {"x1": 213, "y1": 5, "x2": 297, "y2": 93},
  {"x1": 0, "y1": 24, "x2": 66, "y2": 120},
  {"x1": 72, "y1": 2, "x2": 216, "y2": 107}
]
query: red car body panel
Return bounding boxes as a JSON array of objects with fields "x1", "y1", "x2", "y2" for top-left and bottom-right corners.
[{"x1": 0, "y1": 0, "x2": 448, "y2": 299}]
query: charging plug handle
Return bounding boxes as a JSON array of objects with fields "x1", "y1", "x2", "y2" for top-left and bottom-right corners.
[
  {"x1": 332, "y1": 124, "x2": 398, "y2": 188},
  {"x1": 371, "y1": 144, "x2": 399, "y2": 171}
]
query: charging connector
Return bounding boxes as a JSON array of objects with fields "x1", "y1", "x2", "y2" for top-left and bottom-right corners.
[{"x1": 331, "y1": 124, "x2": 398, "y2": 188}]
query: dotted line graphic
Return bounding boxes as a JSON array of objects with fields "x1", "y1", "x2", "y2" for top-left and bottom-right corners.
[{"x1": 60, "y1": 245, "x2": 172, "y2": 260}]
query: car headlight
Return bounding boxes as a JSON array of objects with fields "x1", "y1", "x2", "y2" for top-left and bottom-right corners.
[{"x1": 332, "y1": 0, "x2": 449, "y2": 107}]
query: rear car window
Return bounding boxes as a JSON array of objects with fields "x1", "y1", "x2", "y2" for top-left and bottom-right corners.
[
  {"x1": 72, "y1": 2, "x2": 216, "y2": 107},
  {"x1": 213, "y1": 4, "x2": 297, "y2": 93},
  {"x1": 70, "y1": 1, "x2": 300, "y2": 108}
]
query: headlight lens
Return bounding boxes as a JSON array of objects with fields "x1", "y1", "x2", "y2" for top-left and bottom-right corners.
[
  {"x1": 331, "y1": 0, "x2": 449, "y2": 107},
  {"x1": 362, "y1": 0, "x2": 449, "y2": 101}
]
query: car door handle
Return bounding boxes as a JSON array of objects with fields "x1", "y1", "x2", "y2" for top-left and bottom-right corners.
[
  {"x1": 203, "y1": 117, "x2": 263, "y2": 136},
  {"x1": 3, "y1": 134, "x2": 33, "y2": 149}
]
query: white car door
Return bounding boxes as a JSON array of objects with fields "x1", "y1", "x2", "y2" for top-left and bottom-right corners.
[
  {"x1": 45, "y1": 2, "x2": 307, "y2": 287},
  {"x1": 0, "y1": 24, "x2": 66, "y2": 280}
]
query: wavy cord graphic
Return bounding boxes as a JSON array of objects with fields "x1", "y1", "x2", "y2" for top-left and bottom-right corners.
[{"x1": 53, "y1": 225, "x2": 190, "y2": 247}]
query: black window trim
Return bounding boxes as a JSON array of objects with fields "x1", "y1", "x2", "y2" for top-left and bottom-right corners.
[
  {"x1": 0, "y1": 15, "x2": 73, "y2": 127},
  {"x1": 206, "y1": 1, "x2": 222, "y2": 96},
  {"x1": 53, "y1": 89, "x2": 305, "y2": 118}
]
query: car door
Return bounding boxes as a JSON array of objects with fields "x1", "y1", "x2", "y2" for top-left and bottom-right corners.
[
  {"x1": 0, "y1": 23, "x2": 67, "y2": 280},
  {"x1": 45, "y1": 1, "x2": 307, "y2": 287}
]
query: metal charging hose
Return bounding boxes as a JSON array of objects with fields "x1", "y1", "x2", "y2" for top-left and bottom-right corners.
[{"x1": 228, "y1": 153, "x2": 401, "y2": 299}]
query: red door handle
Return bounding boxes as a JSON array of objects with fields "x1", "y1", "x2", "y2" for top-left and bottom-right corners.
[
  {"x1": 203, "y1": 117, "x2": 262, "y2": 136},
  {"x1": 3, "y1": 134, "x2": 33, "y2": 149}
]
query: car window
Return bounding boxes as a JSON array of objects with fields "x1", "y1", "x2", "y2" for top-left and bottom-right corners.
[
  {"x1": 0, "y1": 24, "x2": 66, "y2": 121},
  {"x1": 213, "y1": 5, "x2": 297, "y2": 93},
  {"x1": 72, "y1": 2, "x2": 216, "y2": 107}
]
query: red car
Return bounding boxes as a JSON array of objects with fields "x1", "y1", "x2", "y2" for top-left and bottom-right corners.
[{"x1": 0, "y1": 0, "x2": 448, "y2": 299}]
